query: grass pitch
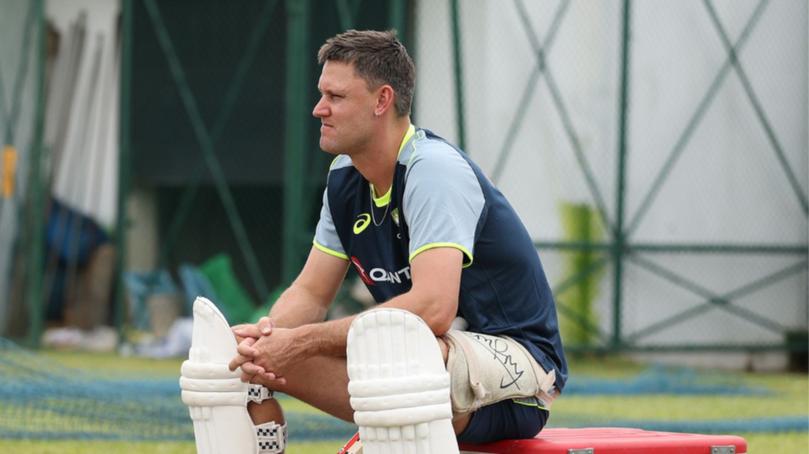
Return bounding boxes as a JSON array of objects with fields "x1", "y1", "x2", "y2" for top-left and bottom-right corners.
[{"x1": 0, "y1": 351, "x2": 805, "y2": 453}]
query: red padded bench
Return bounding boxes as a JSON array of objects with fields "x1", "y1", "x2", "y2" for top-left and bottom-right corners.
[
  {"x1": 340, "y1": 427, "x2": 747, "y2": 453},
  {"x1": 459, "y1": 427, "x2": 747, "y2": 454}
]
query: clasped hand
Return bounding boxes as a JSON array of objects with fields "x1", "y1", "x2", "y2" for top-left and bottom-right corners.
[{"x1": 229, "y1": 316, "x2": 295, "y2": 387}]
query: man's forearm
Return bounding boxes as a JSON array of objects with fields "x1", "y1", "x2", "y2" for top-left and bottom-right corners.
[
  {"x1": 290, "y1": 287, "x2": 455, "y2": 360},
  {"x1": 294, "y1": 316, "x2": 355, "y2": 358},
  {"x1": 268, "y1": 285, "x2": 330, "y2": 328},
  {"x1": 285, "y1": 291, "x2": 421, "y2": 360}
]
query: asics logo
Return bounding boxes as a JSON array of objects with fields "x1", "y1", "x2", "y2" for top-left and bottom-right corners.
[{"x1": 353, "y1": 213, "x2": 371, "y2": 234}]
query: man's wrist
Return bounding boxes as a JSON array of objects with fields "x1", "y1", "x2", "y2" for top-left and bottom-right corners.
[
  {"x1": 294, "y1": 319, "x2": 351, "y2": 358},
  {"x1": 291, "y1": 324, "x2": 321, "y2": 358}
]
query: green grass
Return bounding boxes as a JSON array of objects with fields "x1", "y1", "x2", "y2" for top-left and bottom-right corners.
[
  {"x1": 38, "y1": 350, "x2": 184, "y2": 377},
  {"x1": 0, "y1": 440, "x2": 343, "y2": 453},
  {"x1": 2, "y1": 431, "x2": 806, "y2": 453},
  {"x1": 744, "y1": 433, "x2": 809, "y2": 453},
  {"x1": 1, "y1": 351, "x2": 806, "y2": 453}
]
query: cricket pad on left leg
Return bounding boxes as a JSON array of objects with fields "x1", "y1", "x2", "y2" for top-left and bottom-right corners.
[{"x1": 346, "y1": 308, "x2": 459, "y2": 454}]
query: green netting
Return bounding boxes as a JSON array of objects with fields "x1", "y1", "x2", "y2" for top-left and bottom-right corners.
[
  {"x1": 0, "y1": 338, "x2": 189, "y2": 441},
  {"x1": 0, "y1": 337, "x2": 356, "y2": 441},
  {"x1": 0, "y1": 337, "x2": 805, "y2": 442}
]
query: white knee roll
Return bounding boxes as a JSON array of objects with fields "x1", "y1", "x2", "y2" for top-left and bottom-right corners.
[
  {"x1": 347, "y1": 308, "x2": 458, "y2": 454},
  {"x1": 179, "y1": 297, "x2": 284, "y2": 454}
]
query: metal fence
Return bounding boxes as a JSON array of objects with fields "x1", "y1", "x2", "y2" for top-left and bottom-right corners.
[
  {"x1": 0, "y1": 0, "x2": 46, "y2": 345},
  {"x1": 1, "y1": 0, "x2": 410, "y2": 345},
  {"x1": 3, "y1": 0, "x2": 806, "y2": 355},
  {"x1": 417, "y1": 0, "x2": 807, "y2": 353}
]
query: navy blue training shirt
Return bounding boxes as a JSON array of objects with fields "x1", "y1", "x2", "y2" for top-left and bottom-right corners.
[{"x1": 314, "y1": 126, "x2": 568, "y2": 391}]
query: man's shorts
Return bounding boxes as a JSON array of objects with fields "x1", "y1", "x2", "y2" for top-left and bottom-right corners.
[{"x1": 456, "y1": 398, "x2": 549, "y2": 444}]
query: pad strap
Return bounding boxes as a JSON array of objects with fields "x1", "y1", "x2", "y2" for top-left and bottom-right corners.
[
  {"x1": 248, "y1": 384, "x2": 274, "y2": 404},
  {"x1": 256, "y1": 421, "x2": 287, "y2": 454}
]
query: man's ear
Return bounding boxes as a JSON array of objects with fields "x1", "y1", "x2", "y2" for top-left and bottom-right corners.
[{"x1": 374, "y1": 85, "x2": 395, "y2": 116}]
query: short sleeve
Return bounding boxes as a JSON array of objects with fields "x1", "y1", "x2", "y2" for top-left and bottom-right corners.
[
  {"x1": 313, "y1": 188, "x2": 348, "y2": 260},
  {"x1": 403, "y1": 143, "x2": 485, "y2": 267}
]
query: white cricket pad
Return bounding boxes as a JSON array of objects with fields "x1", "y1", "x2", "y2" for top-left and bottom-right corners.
[
  {"x1": 347, "y1": 309, "x2": 458, "y2": 454},
  {"x1": 179, "y1": 296, "x2": 284, "y2": 454}
]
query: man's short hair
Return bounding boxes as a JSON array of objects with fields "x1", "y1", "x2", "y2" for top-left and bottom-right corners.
[{"x1": 318, "y1": 29, "x2": 415, "y2": 117}]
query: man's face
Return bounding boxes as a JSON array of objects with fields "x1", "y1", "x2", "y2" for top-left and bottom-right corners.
[{"x1": 313, "y1": 60, "x2": 378, "y2": 155}]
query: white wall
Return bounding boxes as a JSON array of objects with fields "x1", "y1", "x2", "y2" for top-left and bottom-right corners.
[{"x1": 415, "y1": 0, "x2": 808, "y2": 359}]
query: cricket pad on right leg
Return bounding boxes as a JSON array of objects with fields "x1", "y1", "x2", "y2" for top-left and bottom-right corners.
[
  {"x1": 346, "y1": 309, "x2": 458, "y2": 454},
  {"x1": 179, "y1": 297, "x2": 286, "y2": 454}
]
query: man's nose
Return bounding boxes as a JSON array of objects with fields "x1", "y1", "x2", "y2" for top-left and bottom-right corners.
[{"x1": 313, "y1": 97, "x2": 328, "y2": 118}]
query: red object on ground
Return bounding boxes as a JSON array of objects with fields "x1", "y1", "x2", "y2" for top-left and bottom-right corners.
[
  {"x1": 337, "y1": 432, "x2": 361, "y2": 454},
  {"x1": 459, "y1": 427, "x2": 747, "y2": 453}
]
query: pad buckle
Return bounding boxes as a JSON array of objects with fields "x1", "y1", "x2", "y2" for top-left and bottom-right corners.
[
  {"x1": 248, "y1": 384, "x2": 273, "y2": 404},
  {"x1": 256, "y1": 421, "x2": 287, "y2": 454}
]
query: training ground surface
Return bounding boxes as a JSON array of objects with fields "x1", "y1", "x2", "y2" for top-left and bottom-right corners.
[{"x1": 0, "y1": 351, "x2": 806, "y2": 453}]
